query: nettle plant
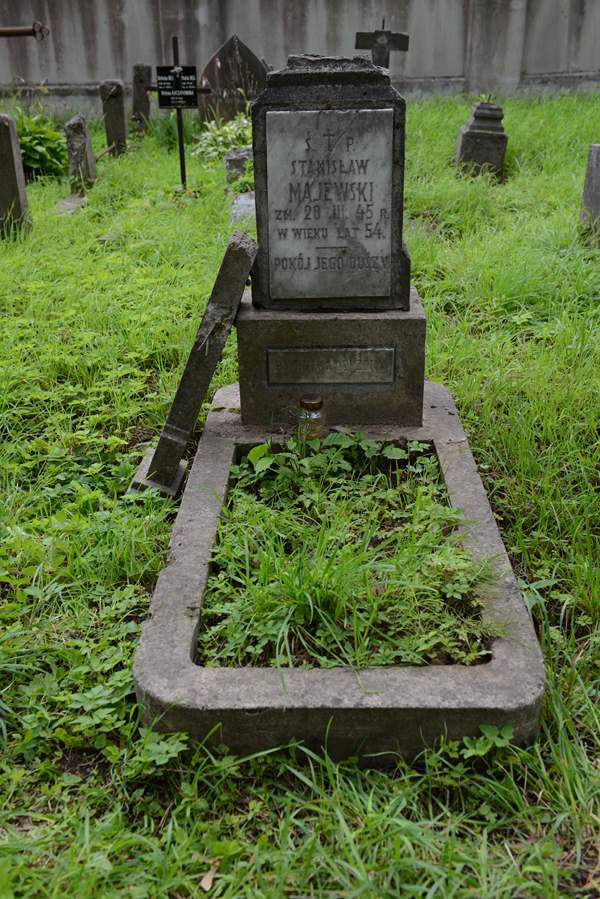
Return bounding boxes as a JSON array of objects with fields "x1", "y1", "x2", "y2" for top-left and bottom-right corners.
[
  {"x1": 199, "y1": 433, "x2": 497, "y2": 669},
  {"x1": 191, "y1": 111, "x2": 252, "y2": 161},
  {"x1": 15, "y1": 108, "x2": 67, "y2": 180}
]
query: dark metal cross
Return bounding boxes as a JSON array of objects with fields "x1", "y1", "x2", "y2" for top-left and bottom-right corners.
[
  {"x1": 355, "y1": 18, "x2": 408, "y2": 69},
  {"x1": 0, "y1": 21, "x2": 49, "y2": 41}
]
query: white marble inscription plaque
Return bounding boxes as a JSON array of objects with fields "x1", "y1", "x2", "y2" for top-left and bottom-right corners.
[{"x1": 267, "y1": 109, "x2": 393, "y2": 299}]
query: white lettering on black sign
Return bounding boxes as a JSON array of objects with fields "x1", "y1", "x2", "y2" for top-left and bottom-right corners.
[{"x1": 157, "y1": 66, "x2": 197, "y2": 109}]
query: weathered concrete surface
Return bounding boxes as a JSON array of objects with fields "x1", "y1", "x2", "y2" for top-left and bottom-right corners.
[
  {"x1": 252, "y1": 56, "x2": 410, "y2": 312},
  {"x1": 2, "y1": 1, "x2": 598, "y2": 117},
  {"x1": 99, "y1": 79, "x2": 127, "y2": 156},
  {"x1": 64, "y1": 113, "x2": 96, "y2": 194},
  {"x1": 580, "y1": 144, "x2": 600, "y2": 245},
  {"x1": 236, "y1": 287, "x2": 425, "y2": 427},
  {"x1": 134, "y1": 380, "x2": 545, "y2": 763},
  {"x1": 456, "y1": 102, "x2": 508, "y2": 179},
  {"x1": 0, "y1": 114, "x2": 29, "y2": 238},
  {"x1": 130, "y1": 231, "x2": 258, "y2": 496}
]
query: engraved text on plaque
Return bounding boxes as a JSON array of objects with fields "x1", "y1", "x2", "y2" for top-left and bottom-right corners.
[{"x1": 267, "y1": 109, "x2": 393, "y2": 299}]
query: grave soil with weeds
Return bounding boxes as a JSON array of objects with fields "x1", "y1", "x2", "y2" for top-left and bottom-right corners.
[
  {"x1": 200, "y1": 434, "x2": 495, "y2": 669},
  {"x1": 0, "y1": 99, "x2": 598, "y2": 897}
]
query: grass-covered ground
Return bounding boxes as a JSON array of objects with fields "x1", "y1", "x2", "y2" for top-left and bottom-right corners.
[{"x1": 0, "y1": 96, "x2": 598, "y2": 897}]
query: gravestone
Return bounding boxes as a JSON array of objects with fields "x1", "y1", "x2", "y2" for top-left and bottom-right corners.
[
  {"x1": 580, "y1": 144, "x2": 600, "y2": 245},
  {"x1": 134, "y1": 55, "x2": 544, "y2": 763},
  {"x1": 456, "y1": 102, "x2": 508, "y2": 178},
  {"x1": 130, "y1": 231, "x2": 257, "y2": 497},
  {"x1": 99, "y1": 80, "x2": 127, "y2": 156},
  {"x1": 132, "y1": 64, "x2": 152, "y2": 129},
  {"x1": 0, "y1": 114, "x2": 29, "y2": 238},
  {"x1": 64, "y1": 114, "x2": 96, "y2": 195},
  {"x1": 198, "y1": 35, "x2": 267, "y2": 122},
  {"x1": 239, "y1": 55, "x2": 416, "y2": 426}
]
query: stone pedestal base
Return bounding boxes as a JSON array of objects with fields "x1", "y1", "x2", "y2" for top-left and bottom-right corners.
[{"x1": 236, "y1": 286, "x2": 425, "y2": 427}]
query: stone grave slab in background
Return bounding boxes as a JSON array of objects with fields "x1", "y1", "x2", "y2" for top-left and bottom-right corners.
[
  {"x1": 580, "y1": 144, "x2": 600, "y2": 245},
  {"x1": 65, "y1": 114, "x2": 96, "y2": 195},
  {"x1": 252, "y1": 55, "x2": 411, "y2": 311},
  {"x1": 129, "y1": 231, "x2": 257, "y2": 498},
  {"x1": 231, "y1": 192, "x2": 256, "y2": 223},
  {"x1": 0, "y1": 113, "x2": 29, "y2": 238},
  {"x1": 456, "y1": 102, "x2": 508, "y2": 179},
  {"x1": 198, "y1": 35, "x2": 267, "y2": 122},
  {"x1": 225, "y1": 147, "x2": 255, "y2": 223},
  {"x1": 224, "y1": 147, "x2": 252, "y2": 183},
  {"x1": 99, "y1": 79, "x2": 127, "y2": 156},
  {"x1": 132, "y1": 64, "x2": 152, "y2": 130}
]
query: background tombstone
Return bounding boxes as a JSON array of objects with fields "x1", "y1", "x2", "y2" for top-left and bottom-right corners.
[
  {"x1": 0, "y1": 113, "x2": 29, "y2": 238},
  {"x1": 580, "y1": 144, "x2": 600, "y2": 245},
  {"x1": 456, "y1": 102, "x2": 508, "y2": 178},
  {"x1": 64, "y1": 114, "x2": 96, "y2": 195},
  {"x1": 132, "y1": 64, "x2": 152, "y2": 130},
  {"x1": 198, "y1": 35, "x2": 267, "y2": 122},
  {"x1": 224, "y1": 147, "x2": 252, "y2": 183},
  {"x1": 99, "y1": 79, "x2": 127, "y2": 155}
]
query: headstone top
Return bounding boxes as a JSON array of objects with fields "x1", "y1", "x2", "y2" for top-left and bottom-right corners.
[
  {"x1": 468, "y1": 102, "x2": 505, "y2": 133},
  {"x1": 269, "y1": 54, "x2": 390, "y2": 85},
  {"x1": 198, "y1": 34, "x2": 267, "y2": 122},
  {"x1": 64, "y1": 113, "x2": 96, "y2": 195}
]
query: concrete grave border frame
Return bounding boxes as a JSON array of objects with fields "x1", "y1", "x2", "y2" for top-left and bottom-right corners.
[{"x1": 134, "y1": 381, "x2": 545, "y2": 763}]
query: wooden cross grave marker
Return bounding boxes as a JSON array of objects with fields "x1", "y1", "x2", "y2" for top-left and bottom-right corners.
[{"x1": 355, "y1": 18, "x2": 409, "y2": 69}]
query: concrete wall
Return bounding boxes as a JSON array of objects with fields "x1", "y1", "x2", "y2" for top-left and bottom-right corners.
[{"x1": 0, "y1": 0, "x2": 598, "y2": 117}]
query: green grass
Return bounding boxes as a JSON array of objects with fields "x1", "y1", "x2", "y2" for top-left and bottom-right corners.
[
  {"x1": 0, "y1": 95, "x2": 599, "y2": 896},
  {"x1": 200, "y1": 435, "x2": 494, "y2": 669}
]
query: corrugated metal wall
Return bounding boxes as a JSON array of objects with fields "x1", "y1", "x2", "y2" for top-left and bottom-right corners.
[{"x1": 0, "y1": 0, "x2": 598, "y2": 116}]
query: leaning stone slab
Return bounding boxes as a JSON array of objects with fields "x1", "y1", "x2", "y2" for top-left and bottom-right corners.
[
  {"x1": 129, "y1": 231, "x2": 258, "y2": 497},
  {"x1": 456, "y1": 102, "x2": 508, "y2": 179},
  {"x1": 100, "y1": 79, "x2": 127, "y2": 156},
  {"x1": 0, "y1": 114, "x2": 29, "y2": 239},
  {"x1": 580, "y1": 144, "x2": 600, "y2": 246},
  {"x1": 65, "y1": 113, "x2": 96, "y2": 195},
  {"x1": 134, "y1": 380, "x2": 545, "y2": 764}
]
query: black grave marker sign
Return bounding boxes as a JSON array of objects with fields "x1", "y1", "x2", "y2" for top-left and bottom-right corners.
[{"x1": 157, "y1": 65, "x2": 198, "y2": 109}]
